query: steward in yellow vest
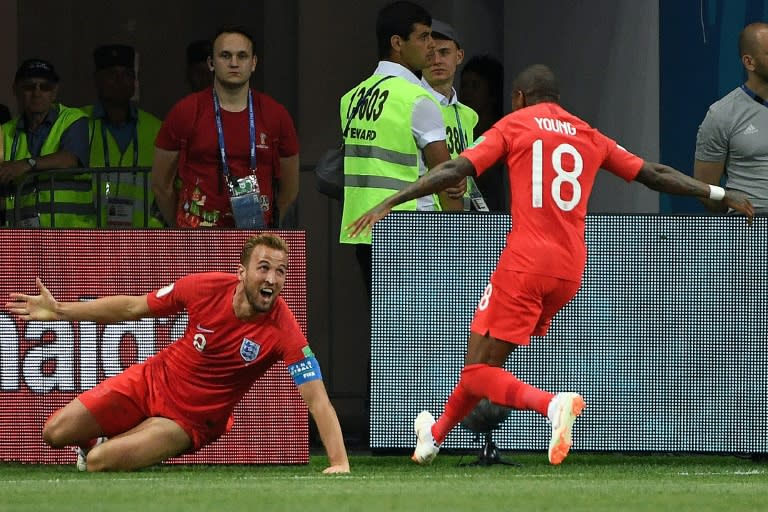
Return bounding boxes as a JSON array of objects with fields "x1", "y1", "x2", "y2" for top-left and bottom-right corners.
[
  {"x1": 421, "y1": 20, "x2": 486, "y2": 211},
  {"x1": 0, "y1": 59, "x2": 92, "y2": 227},
  {"x1": 82, "y1": 104, "x2": 163, "y2": 227},
  {"x1": 338, "y1": 4, "x2": 465, "y2": 296},
  {"x1": 340, "y1": 73, "x2": 444, "y2": 244},
  {"x1": 83, "y1": 44, "x2": 164, "y2": 228}
]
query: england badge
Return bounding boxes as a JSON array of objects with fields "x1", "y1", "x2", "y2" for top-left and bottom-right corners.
[{"x1": 240, "y1": 338, "x2": 261, "y2": 363}]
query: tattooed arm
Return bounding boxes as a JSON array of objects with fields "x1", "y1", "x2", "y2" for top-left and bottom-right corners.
[
  {"x1": 635, "y1": 161, "x2": 753, "y2": 219},
  {"x1": 346, "y1": 157, "x2": 476, "y2": 237}
]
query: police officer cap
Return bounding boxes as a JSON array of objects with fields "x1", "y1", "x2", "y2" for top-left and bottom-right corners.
[
  {"x1": 94, "y1": 44, "x2": 135, "y2": 71},
  {"x1": 15, "y1": 58, "x2": 60, "y2": 83},
  {"x1": 431, "y1": 19, "x2": 461, "y2": 46}
]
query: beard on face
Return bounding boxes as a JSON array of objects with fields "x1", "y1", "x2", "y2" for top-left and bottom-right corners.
[{"x1": 244, "y1": 282, "x2": 273, "y2": 313}]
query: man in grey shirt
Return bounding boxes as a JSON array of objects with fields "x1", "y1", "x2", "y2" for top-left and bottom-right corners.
[{"x1": 695, "y1": 22, "x2": 768, "y2": 214}]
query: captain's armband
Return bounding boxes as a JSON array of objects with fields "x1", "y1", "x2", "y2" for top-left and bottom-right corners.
[{"x1": 287, "y1": 356, "x2": 323, "y2": 386}]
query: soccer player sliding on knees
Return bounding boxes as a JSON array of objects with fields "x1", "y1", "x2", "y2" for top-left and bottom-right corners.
[
  {"x1": 347, "y1": 64, "x2": 753, "y2": 465},
  {"x1": 6, "y1": 234, "x2": 349, "y2": 473}
]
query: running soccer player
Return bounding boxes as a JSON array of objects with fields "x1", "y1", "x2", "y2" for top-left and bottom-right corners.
[
  {"x1": 6, "y1": 233, "x2": 349, "y2": 473},
  {"x1": 347, "y1": 64, "x2": 754, "y2": 465}
]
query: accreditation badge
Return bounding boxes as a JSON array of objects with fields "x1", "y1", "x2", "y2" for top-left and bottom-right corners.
[{"x1": 106, "y1": 196, "x2": 134, "y2": 227}]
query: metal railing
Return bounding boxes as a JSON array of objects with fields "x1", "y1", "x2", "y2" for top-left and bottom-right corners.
[{"x1": 4, "y1": 167, "x2": 155, "y2": 228}]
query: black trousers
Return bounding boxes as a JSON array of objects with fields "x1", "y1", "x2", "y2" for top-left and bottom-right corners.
[{"x1": 355, "y1": 243, "x2": 372, "y2": 299}]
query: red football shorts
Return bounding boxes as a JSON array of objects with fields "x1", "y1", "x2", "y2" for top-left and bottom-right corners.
[
  {"x1": 78, "y1": 361, "x2": 233, "y2": 451},
  {"x1": 470, "y1": 269, "x2": 581, "y2": 345}
]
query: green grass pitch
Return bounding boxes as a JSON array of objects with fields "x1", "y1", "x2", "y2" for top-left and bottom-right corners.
[{"x1": 1, "y1": 453, "x2": 767, "y2": 512}]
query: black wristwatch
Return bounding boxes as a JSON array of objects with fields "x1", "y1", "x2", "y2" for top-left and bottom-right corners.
[{"x1": 26, "y1": 158, "x2": 37, "y2": 170}]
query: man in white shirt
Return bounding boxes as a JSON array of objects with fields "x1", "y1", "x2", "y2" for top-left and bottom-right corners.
[
  {"x1": 339, "y1": 1, "x2": 465, "y2": 295},
  {"x1": 421, "y1": 19, "x2": 487, "y2": 211}
]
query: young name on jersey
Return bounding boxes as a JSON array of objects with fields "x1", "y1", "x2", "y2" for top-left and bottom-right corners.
[{"x1": 534, "y1": 117, "x2": 576, "y2": 135}]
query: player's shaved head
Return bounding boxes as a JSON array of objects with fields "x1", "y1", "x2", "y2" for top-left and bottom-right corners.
[
  {"x1": 512, "y1": 64, "x2": 560, "y2": 105},
  {"x1": 738, "y1": 22, "x2": 768, "y2": 57}
]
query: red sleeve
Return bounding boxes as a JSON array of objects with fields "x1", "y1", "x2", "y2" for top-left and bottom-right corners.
[
  {"x1": 155, "y1": 95, "x2": 197, "y2": 151},
  {"x1": 145, "y1": 274, "x2": 193, "y2": 316},
  {"x1": 599, "y1": 133, "x2": 644, "y2": 182},
  {"x1": 274, "y1": 299, "x2": 309, "y2": 365},
  {"x1": 460, "y1": 125, "x2": 508, "y2": 177}
]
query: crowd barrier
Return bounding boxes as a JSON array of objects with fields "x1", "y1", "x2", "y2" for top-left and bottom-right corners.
[
  {"x1": 0, "y1": 230, "x2": 308, "y2": 464},
  {"x1": 4, "y1": 167, "x2": 154, "y2": 228},
  {"x1": 370, "y1": 212, "x2": 767, "y2": 454}
]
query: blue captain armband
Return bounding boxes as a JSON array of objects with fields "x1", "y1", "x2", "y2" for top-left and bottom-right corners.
[{"x1": 287, "y1": 356, "x2": 323, "y2": 386}]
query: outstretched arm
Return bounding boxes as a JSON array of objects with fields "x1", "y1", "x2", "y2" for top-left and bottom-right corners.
[
  {"x1": 5, "y1": 278, "x2": 152, "y2": 323},
  {"x1": 424, "y1": 141, "x2": 466, "y2": 210},
  {"x1": 297, "y1": 379, "x2": 350, "y2": 474},
  {"x1": 347, "y1": 156, "x2": 476, "y2": 237},
  {"x1": 635, "y1": 161, "x2": 754, "y2": 220}
]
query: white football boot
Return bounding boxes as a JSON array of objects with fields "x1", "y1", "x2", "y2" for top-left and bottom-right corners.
[
  {"x1": 411, "y1": 411, "x2": 439, "y2": 464},
  {"x1": 547, "y1": 392, "x2": 586, "y2": 465},
  {"x1": 75, "y1": 436, "x2": 107, "y2": 472}
]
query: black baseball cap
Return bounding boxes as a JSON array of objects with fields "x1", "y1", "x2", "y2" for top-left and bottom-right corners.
[{"x1": 14, "y1": 58, "x2": 60, "y2": 84}]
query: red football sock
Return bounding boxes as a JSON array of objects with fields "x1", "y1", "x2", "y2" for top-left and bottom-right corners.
[
  {"x1": 432, "y1": 370, "x2": 482, "y2": 445},
  {"x1": 460, "y1": 363, "x2": 554, "y2": 416}
]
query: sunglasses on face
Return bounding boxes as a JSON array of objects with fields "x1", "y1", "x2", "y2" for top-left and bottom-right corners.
[{"x1": 20, "y1": 81, "x2": 56, "y2": 92}]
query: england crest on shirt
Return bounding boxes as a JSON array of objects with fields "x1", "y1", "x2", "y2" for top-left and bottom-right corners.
[{"x1": 240, "y1": 338, "x2": 261, "y2": 363}]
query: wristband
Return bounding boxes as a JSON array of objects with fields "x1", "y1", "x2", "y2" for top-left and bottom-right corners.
[{"x1": 708, "y1": 184, "x2": 725, "y2": 201}]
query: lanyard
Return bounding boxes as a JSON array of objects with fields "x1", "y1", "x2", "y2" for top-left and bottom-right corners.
[
  {"x1": 452, "y1": 104, "x2": 467, "y2": 152},
  {"x1": 741, "y1": 84, "x2": 768, "y2": 108},
  {"x1": 99, "y1": 120, "x2": 139, "y2": 167},
  {"x1": 212, "y1": 88, "x2": 256, "y2": 181},
  {"x1": 10, "y1": 122, "x2": 38, "y2": 160},
  {"x1": 10, "y1": 108, "x2": 56, "y2": 160},
  {"x1": 10, "y1": 130, "x2": 21, "y2": 160},
  {"x1": 452, "y1": 103, "x2": 490, "y2": 212}
]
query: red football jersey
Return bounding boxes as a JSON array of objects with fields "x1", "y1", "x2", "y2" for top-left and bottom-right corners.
[
  {"x1": 155, "y1": 88, "x2": 299, "y2": 227},
  {"x1": 144, "y1": 272, "x2": 308, "y2": 424},
  {"x1": 462, "y1": 102, "x2": 643, "y2": 282}
]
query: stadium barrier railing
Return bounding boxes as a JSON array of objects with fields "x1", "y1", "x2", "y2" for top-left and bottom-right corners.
[{"x1": 4, "y1": 167, "x2": 154, "y2": 228}]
